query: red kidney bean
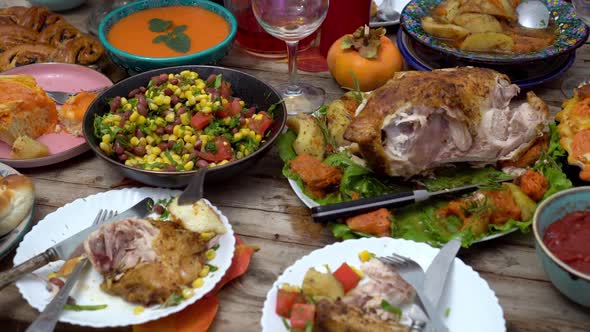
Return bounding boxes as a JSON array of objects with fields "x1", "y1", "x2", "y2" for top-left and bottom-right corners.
[
  {"x1": 127, "y1": 88, "x2": 139, "y2": 99},
  {"x1": 158, "y1": 143, "x2": 168, "y2": 151},
  {"x1": 159, "y1": 73, "x2": 168, "y2": 80},
  {"x1": 121, "y1": 110, "x2": 132, "y2": 120},
  {"x1": 194, "y1": 140, "x2": 202, "y2": 150},
  {"x1": 206, "y1": 74, "x2": 216, "y2": 84},
  {"x1": 170, "y1": 95, "x2": 179, "y2": 106},
  {"x1": 155, "y1": 127, "x2": 165, "y2": 135},
  {"x1": 174, "y1": 118, "x2": 181, "y2": 125},
  {"x1": 244, "y1": 107, "x2": 256, "y2": 118},
  {"x1": 170, "y1": 78, "x2": 179, "y2": 85},
  {"x1": 189, "y1": 151, "x2": 198, "y2": 160},
  {"x1": 49, "y1": 277, "x2": 64, "y2": 289},
  {"x1": 113, "y1": 141, "x2": 124, "y2": 155},
  {"x1": 239, "y1": 116, "x2": 245, "y2": 125},
  {"x1": 153, "y1": 204, "x2": 165, "y2": 214},
  {"x1": 138, "y1": 94, "x2": 147, "y2": 106},
  {"x1": 139, "y1": 86, "x2": 146, "y2": 93},
  {"x1": 135, "y1": 129, "x2": 145, "y2": 138},
  {"x1": 181, "y1": 149, "x2": 189, "y2": 155},
  {"x1": 177, "y1": 106, "x2": 187, "y2": 115},
  {"x1": 137, "y1": 103, "x2": 148, "y2": 116},
  {"x1": 196, "y1": 160, "x2": 209, "y2": 168},
  {"x1": 163, "y1": 88, "x2": 173, "y2": 96},
  {"x1": 163, "y1": 165, "x2": 177, "y2": 172},
  {"x1": 110, "y1": 96, "x2": 121, "y2": 112},
  {"x1": 231, "y1": 128, "x2": 238, "y2": 134},
  {"x1": 133, "y1": 146, "x2": 146, "y2": 156},
  {"x1": 118, "y1": 153, "x2": 128, "y2": 161},
  {"x1": 167, "y1": 140, "x2": 176, "y2": 149},
  {"x1": 162, "y1": 109, "x2": 172, "y2": 116},
  {"x1": 164, "y1": 124, "x2": 174, "y2": 134}
]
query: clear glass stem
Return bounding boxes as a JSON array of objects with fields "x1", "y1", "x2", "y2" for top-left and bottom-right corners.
[{"x1": 285, "y1": 40, "x2": 302, "y2": 95}]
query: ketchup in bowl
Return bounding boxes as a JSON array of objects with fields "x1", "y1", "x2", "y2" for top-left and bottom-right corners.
[{"x1": 543, "y1": 211, "x2": 590, "y2": 275}]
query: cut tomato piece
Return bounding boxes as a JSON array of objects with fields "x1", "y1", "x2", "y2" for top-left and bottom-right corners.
[
  {"x1": 216, "y1": 99, "x2": 242, "y2": 118},
  {"x1": 290, "y1": 303, "x2": 315, "y2": 331},
  {"x1": 275, "y1": 289, "x2": 305, "y2": 318},
  {"x1": 248, "y1": 111, "x2": 273, "y2": 135},
  {"x1": 332, "y1": 263, "x2": 361, "y2": 293},
  {"x1": 197, "y1": 136, "x2": 233, "y2": 162},
  {"x1": 220, "y1": 81, "x2": 232, "y2": 100},
  {"x1": 191, "y1": 112, "x2": 213, "y2": 130}
]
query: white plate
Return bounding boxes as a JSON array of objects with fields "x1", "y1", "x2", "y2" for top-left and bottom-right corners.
[
  {"x1": 14, "y1": 187, "x2": 235, "y2": 327},
  {"x1": 370, "y1": 0, "x2": 411, "y2": 26},
  {"x1": 261, "y1": 237, "x2": 506, "y2": 332},
  {"x1": 0, "y1": 163, "x2": 34, "y2": 259}
]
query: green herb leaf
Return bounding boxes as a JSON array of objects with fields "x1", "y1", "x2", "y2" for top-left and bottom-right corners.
[
  {"x1": 172, "y1": 25, "x2": 188, "y2": 33},
  {"x1": 380, "y1": 299, "x2": 402, "y2": 316},
  {"x1": 162, "y1": 293, "x2": 183, "y2": 307},
  {"x1": 445, "y1": 307, "x2": 451, "y2": 317},
  {"x1": 63, "y1": 304, "x2": 107, "y2": 311},
  {"x1": 207, "y1": 264, "x2": 219, "y2": 272},
  {"x1": 304, "y1": 320, "x2": 313, "y2": 332},
  {"x1": 149, "y1": 18, "x2": 172, "y2": 32},
  {"x1": 165, "y1": 32, "x2": 191, "y2": 53},
  {"x1": 277, "y1": 130, "x2": 298, "y2": 163},
  {"x1": 205, "y1": 141, "x2": 218, "y2": 154},
  {"x1": 282, "y1": 318, "x2": 291, "y2": 330},
  {"x1": 212, "y1": 244, "x2": 220, "y2": 251},
  {"x1": 214, "y1": 74, "x2": 222, "y2": 89},
  {"x1": 153, "y1": 35, "x2": 168, "y2": 44}
]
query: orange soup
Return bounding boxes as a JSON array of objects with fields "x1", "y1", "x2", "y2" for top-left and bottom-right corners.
[{"x1": 108, "y1": 6, "x2": 230, "y2": 58}]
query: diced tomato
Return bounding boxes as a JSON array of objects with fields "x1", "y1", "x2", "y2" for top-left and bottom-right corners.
[
  {"x1": 196, "y1": 136, "x2": 233, "y2": 162},
  {"x1": 191, "y1": 112, "x2": 213, "y2": 130},
  {"x1": 248, "y1": 111, "x2": 273, "y2": 135},
  {"x1": 220, "y1": 81, "x2": 232, "y2": 100},
  {"x1": 332, "y1": 263, "x2": 361, "y2": 293},
  {"x1": 216, "y1": 99, "x2": 242, "y2": 118},
  {"x1": 275, "y1": 289, "x2": 305, "y2": 318},
  {"x1": 290, "y1": 303, "x2": 315, "y2": 331}
]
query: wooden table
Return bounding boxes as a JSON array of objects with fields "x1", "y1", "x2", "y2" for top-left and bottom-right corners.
[{"x1": 1, "y1": 1, "x2": 590, "y2": 331}]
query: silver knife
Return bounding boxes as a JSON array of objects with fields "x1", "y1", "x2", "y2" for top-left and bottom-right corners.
[
  {"x1": 410, "y1": 239, "x2": 462, "y2": 331},
  {"x1": 0, "y1": 197, "x2": 154, "y2": 290}
]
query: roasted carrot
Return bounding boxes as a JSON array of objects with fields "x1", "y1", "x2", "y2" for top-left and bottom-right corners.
[{"x1": 346, "y1": 208, "x2": 392, "y2": 237}]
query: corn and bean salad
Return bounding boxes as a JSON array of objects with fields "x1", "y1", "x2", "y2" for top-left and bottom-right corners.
[{"x1": 93, "y1": 71, "x2": 275, "y2": 171}]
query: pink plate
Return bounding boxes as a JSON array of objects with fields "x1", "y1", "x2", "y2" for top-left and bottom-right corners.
[{"x1": 1, "y1": 63, "x2": 113, "y2": 168}]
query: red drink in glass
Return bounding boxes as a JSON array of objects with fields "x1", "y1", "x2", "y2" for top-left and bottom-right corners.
[{"x1": 319, "y1": 0, "x2": 371, "y2": 56}]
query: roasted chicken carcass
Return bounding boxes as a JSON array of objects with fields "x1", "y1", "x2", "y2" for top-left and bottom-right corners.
[
  {"x1": 84, "y1": 218, "x2": 207, "y2": 305},
  {"x1": 344, "y1": 67, "x2": 548, "y2": 178}
]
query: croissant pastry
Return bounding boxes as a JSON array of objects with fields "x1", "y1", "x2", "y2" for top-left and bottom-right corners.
[
  {"x1": 0, "y1": 44, "x2": 60, "y2": 71},
  {"x1": 56, "y1": 37, "x2": 103, "y2": 65},
  {"x1": 0, "y1": 25, "x2": 39, "y2": 52},
  {"x1": 38, "y1": 21, "x2": 80, "y2": 47},
  {"x1": 0, "y1": 6, "x2": 52, "y2": 32}
]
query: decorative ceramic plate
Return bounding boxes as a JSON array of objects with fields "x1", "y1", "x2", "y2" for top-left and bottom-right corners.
[
  {"x1": 14, "y1": 187, "x2": 235, "y2": 327},
  {"x1": 400, "y1": 0, "x2": 589, "y2": 63},
  {"x1": 0, "y1": 163, "x2": 34, "y2": 259},
  {"x1": 0, "y1": 63, "x2": 113, "y2": 168},
  {"x1": 370, "y1": 0, "x2": 411, "y2": 26},
  {"x1": 396, "y1": 31, "x2": 576, "y2": 89},
  {"x1": 261, "y1": 237, "x2": 506, "y2": 332}
]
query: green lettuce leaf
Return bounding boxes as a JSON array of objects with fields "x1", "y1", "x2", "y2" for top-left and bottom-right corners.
[{"x1": 422, "y1": 165, "x2": 513, "y2": 191}]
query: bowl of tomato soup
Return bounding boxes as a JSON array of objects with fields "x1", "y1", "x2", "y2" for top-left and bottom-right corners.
[
  {"x1": 533, "y1": 187, "x2": 590, "y2": 307},
  {"x1": 98, "y1": 0, "x2": 236, "y2": 73}
]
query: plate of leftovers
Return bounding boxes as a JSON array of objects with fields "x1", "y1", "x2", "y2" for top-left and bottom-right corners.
[
  {"x1": 400, "y1": 0, "x2": 589, "y2": 63},
  {"x1": 261, "y1": 237, "x2": 505, "y2": 332},
  {"x1": 278, "y1": 67, "x2": 572, "y2": 247},
  {"x1": 0, "y1": 6, "x2": 105, "y2": 72},
  {"x1": 0, "y1": 63, "x2": 112, "y2": 167},
  {"x1": 0, "y1": 162, "x2": 34, "y2": 259},
  {"x1": 14, "y1": 187, "x2": 235, "y2": 327}
]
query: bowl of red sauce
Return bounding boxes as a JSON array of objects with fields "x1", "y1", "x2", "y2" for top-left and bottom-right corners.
[{"x1": 533, "y1": 187, "x2": 590, "y2": 307}]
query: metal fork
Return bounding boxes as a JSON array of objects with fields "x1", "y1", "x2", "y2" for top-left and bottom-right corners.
[
  {"x1": 45, "y1": 86, "x2": 109, "y2": 104},
  {"x1": 379, "y1": 255, "x2": 449, "y2": 332},
  {"x1": 26, "y1": 209, "x2": 116, "y2": 332}
]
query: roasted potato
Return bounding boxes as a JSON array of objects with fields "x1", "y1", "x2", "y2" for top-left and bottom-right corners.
[
  {"x1": 302, "y1": 268, "x2": 344, "y2": 301},
  {"x1": 286, "y1": 114, "x2": 326, "y2": 160},
  {"x1": 504, "y1": 183, "x2": 537, "y2": 221},
  {"x1": 432, "y1": 0, "x2": 462, "y2": 23},
  {"x1": 452, "y1": 13, "x2": 502, "y2": 33},
  {"x1": 459, "y1": 32, "x2": 514, "y2": 52},
  {"x1": 11, "y1": 135, "x2": 49, "y2": 159},
  {"x1": 421, "y1": 16, "x2": 470, "y2": 40},
  {"x1": 326, "y1": 100, "x2": 353, "y2": 148}
]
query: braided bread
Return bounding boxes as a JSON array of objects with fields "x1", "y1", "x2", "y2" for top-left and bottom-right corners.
[{"x1": 0, "y1": 6, "x2": 104, "y2": 71}]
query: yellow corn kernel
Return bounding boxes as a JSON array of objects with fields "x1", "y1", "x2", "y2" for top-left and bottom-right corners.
[
  {"x1": 174, "y1": 103, "x2": 182, "y2": 111},
  {"x1": 245, "y1": 118, "x2": 250, "y2": 125},
  {"x1": 183, "y1": 161, "x2": 194, "y2": 171},
  {"x1": 155, "y1": 117, "x2": 166, "y2": 126},
  {"x1": 130, "y1": 136, "x2": 139, "y2": 146},
  {"x1": 155, "y1": 157, "x2": 164, "y2": 163},
  {"x1": 182, "y1": 134, "x2": 191, "y2": 143},
  {"x1": 129, "y1": 111, "x2": 139, "y2": 122},
  {"x1": 239, "y1": 144, "x2": 245, "y2": 152},
  {"x1": 239, "y1": 100, "x2": 245, "y2": 107},
  {"x1": 168, "y1": 134, "x2": 178, "y2": 142},
  {"x1": 248, "y1": 130, "x2": 256, "y2": 139},
  {"x1": 185, "y1": 90, "x2": 193, "y2": 98},
  {"x1": 200, "y1": 134, "x2": 209, "y2": 144},
  {"x1": 133, "y1": 306, "x2": 144, "y2": 315},
  {"x1": 151, "y1": 146, "x2": 162, "y2": 156},
  {"x1": 189, "y1": 135, "x2": 197, "y2": 144},
  {"x1": 138, "y1": 137, "x2": 147, "y2": 146},
  {"x1": 146, "y1": 136, "x2": 155, "y2": 145},
  {"x1": 149, "y1": 123, "x2": 157, "y2": 131},
  {"x1": 163, "y1": 95, "x2": 172, "y2": 105},
  {"x1": 123, "y1": 103, "x2": 132, "y2": 111},
  {"x1": 200, "y1": 232, "x2": 215, "y2": 241},
  {"x1": 221, "y1": 98, "x2": 228, "y2": 106},
  {"x1": 180, "y1": 113, "x2": 191, "y2": 125},
  {"x1": 205, "y1": 248, "x2": 216, "y2": 260},
  {"x1": 174, "y1": 88, "x2": 182, "y2": 96},
  {"x1": 173, "y1": 125, "x2": 181, "y2": 137},
  {"x1": 99, "y1": 142, "x2": 112, "y2": 154},
  {"x1": 255, "y1": 134, "x2": 262, "y2": 143},
  {"x1": 166, "y1": 83, "x2": 174, "y2": 90},
  {"x1": 350, "y1": 266, "x2": 364, "y2": 279},
  {"x1": 112, "y1": 114, "x2": 121, "y2": 122},
  {"x1": 280, "y1": 284, "x2": 301, "y2": 293},
  {"x1": 254, "y1": 113, "x2": 263, "y2": 121},
  {"x1": 187, "y1": 95, "x2": 196, "y2": 106},
  {"x1": 149, "y1": 102, "x2": 158, "y2": 111},
  {"x1": 146, "y1": 154, "x2": 156, "y2": 163},
  {"x1": 192, "y1": 278, "x2": 204, "y2": 288},
  {"x1": 200, "y1": 98, "x2": 207, "y2": 106},
  {"x1": 239, "y1": 128, "x2": 249, "y2": 135},
  {"x1": 182, "y1": 154, "x2": 190, "y2": 162},
  {"x1": 153, "y1": 95, "x2": 164, "y2": 105},
  {"x1": 181, "y1": 70, "x2": 190, "y2": 77},
  {"x1": 209, "y1": 162, "x2": 217, "y2": 168},
  {"x1": 182, "y1": 288, "x2": 194, "y2": 299},
  {"x1": 102, "y1": 134, "x2": 112, "y2": 144},
  {"x1": 358, "y1": 250, "x2": 374, "y2": 262},
  {"x1": 165, "y1": 112, "x2": 175, "y2": 123},
  {"x1": 223, "y1": 117, "x2": 231, "y2": 126},
  {"x1": 162, "y1": 134, "x2": 170, "y2": 141},
  {"x1": 236, "y1": 151, "x2": 243, "y2": 159},
  {"x1": 138, "y1": 115, "x2": 147, "y2": 125},
  {"x1": 244, "y1": 148, "x2": 251, "y2": 156},
  {"x1": 201, "y1": 106, "x2": 212, "y2": 114},
  {"x1": 205, "y1": 101, "x2": 212, "y2": 107},
  {"x1": 196, "y1": 81, "x2": 205, "y2": 90},
  {"x1": 168, "y1": 73, "x2": 174, "y2": 79},
  {"x1": 120, "y1": 97, "x2": 128, "y2": 105},
  {"x1": 48, "y1": 272, "x2": 59, "y2": 279},
  {"x1": 153, "y1": 167, "x2": 161, "y2": 171},
  {"x1": 199, "y1": 265, "x2": 210, "y2": 278}
]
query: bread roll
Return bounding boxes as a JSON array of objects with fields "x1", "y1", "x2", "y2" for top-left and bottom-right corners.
[{"x1": 0, "y1": 174, "x2": 34, "y2": 236}]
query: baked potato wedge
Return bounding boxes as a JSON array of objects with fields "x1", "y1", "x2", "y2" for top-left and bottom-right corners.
[
  {"x1": 459, "y1": 32, "x2": 514, "y2": 52},
  {"x1": 452, "y1": 13, "x2": 502, "y2": 33},
  {"x1": 326, "y1": 99, "x2": 353, "y2": 148},
  {"x1": 421, "y1": 16, "x2": 470, "y2": 40},
  {"x1": 286, "y1": 114, "x2": 326, "y2": 160},
  {"x1": 302, "y1": 268, "x2": 344, "y2": 301},
  {"x1": 432, "y1": 0, "x2": 462, "y2": 23}
]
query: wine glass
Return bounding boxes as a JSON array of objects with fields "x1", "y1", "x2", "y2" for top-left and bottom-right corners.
[
  {"x1": 87, "y1": 0, "x2": 138, "y2": 36},
  {"x1": 561, "y1": 0, "x2": 590, "y2": 98},
  {"x1": 252, "y1": 0, "x2": 329, "y2": 115}
]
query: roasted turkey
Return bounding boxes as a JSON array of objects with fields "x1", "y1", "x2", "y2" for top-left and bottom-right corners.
[{"x1": 344, "y1": 67, "x2": 548, "y2": 177}]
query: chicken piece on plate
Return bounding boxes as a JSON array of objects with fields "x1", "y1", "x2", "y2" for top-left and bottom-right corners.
[
  {"x1": 315, "y1": 299, "x2": 409, "y2": 332},
  {"x1": 84, "y1": 218, "x2": 208, "y2": 305},
  {"x1": 290, "y1": 153, "x2": 343, "y2": 198},
  {"x1": 344, "y1": 67, "x2": 548, "y2": 178},
  {"x1": 517, "y1": 169, "x2": 548, "y2": 201}
]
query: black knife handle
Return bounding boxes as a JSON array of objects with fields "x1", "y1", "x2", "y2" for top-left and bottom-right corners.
[
  {"x1": 0, "y1": 248, "x2": 55, "y2": 290},
  {"x1": 311, "y1": 191, "x2": 415, "y2": 223}
]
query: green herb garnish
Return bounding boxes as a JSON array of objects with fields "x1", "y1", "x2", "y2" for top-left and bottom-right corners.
[
  {"x1": 445, "y1": 307, "x2": 451, "y2": 317},
  {"x1": 380, "y1": 299, "x2": 402, "y2": 316},
  {"x1": 149, "y1": 18, "x2": 191, "y2": 53},
  {"x1": 162, "y1": 293, "x2": 183, "y2": 307},
  {"x1": 63, "y1": 304, "x2": 107, "y2": 311},
  {"x1": 205, "y1": 141, "x2": 218, "y2": 154},
  {"x1": 206, "y1": 264, "x2": 219, "y2": 272}
]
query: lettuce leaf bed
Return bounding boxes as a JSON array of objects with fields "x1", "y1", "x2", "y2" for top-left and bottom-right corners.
[{"x1": 278, "y1": 123, "x2": 572, "y2": 247}]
